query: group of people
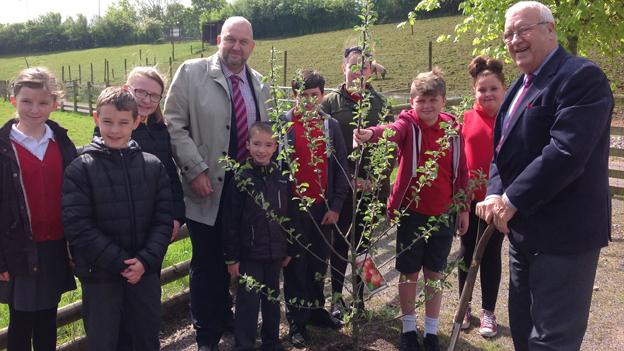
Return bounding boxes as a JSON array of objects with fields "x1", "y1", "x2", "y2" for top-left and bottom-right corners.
[{"x1": 0, "y1": 1, "x2": 614, "y2": 351}]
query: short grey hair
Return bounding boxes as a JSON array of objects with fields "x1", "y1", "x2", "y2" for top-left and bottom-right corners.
[{"x1": 505, "y1": 1, "x2": 555, "y2": 24}]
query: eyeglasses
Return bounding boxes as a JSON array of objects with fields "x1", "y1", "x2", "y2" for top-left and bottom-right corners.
[
  {"x1": 503, "y1": 21, "x2": 549, "y2": 44},
  {"x1": 130, "y1": 87, "x2": 162, "y2": 103}
]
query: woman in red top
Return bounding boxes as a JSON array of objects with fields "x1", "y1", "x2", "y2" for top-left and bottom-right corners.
[{"x1": 459, "y1": 56, "x2": 506, "y2": 337}]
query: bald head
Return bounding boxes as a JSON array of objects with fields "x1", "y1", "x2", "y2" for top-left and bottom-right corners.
[{"x1": 217, "y1": 16, "x2": 255, "y2": 74}]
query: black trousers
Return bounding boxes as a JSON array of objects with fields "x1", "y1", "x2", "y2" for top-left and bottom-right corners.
[
  {"x1": 330, "y1": 194, "x2": 367, "y2": 303},
  {"x1": 81, "y1": 273, "x2": 161, "y2": 351},
  {"x1": 7, "y1": 306, "x2": 57, "y2": 351},
  {"x1": 508, "y1": 242, "x2": 600, "y2": 351},
  {"x1": 234, "y1": 259, "x2": 282, "y2": 351},
  {"x1": 458, "y1": 201, "x2": 505, "y2": 311},
  {"x1": 186, "y1": 217, "x2": 232, "y2": 346},
  {"x1": 284, "y1": 203, "x2": 333, "y2": 328}
]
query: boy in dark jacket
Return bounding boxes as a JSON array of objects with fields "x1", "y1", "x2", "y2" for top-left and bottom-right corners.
[
  {"x1": 223, "y1": 121, "x2": 292, "y2": 351},
  {"x1": 62, "y1": 87, "x2": 172, "y2": 351},
  {"x1": 281, "y1": 70, "x2": 350, "y2": 348}
]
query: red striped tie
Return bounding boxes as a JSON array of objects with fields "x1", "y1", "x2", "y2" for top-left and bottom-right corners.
[
  {"x1": 496, "y1": 74, "x2": 534, "y2": 152},
  {"x1": 230, "y1": 75, "x2": 249, "y2": 162}
]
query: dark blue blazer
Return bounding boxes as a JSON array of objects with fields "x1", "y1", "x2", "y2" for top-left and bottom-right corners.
[{"x1": 487, "y1": 45, "x2": 614, "y2": 255}]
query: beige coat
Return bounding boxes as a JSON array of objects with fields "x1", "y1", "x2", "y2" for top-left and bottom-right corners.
[{"x1": 164, "y1": 54, "x2": 270, "y2": 226}]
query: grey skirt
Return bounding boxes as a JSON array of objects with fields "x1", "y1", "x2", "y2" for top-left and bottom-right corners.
[{"x1": 0, "y1": 239, "x2": 76, "y2": 311}]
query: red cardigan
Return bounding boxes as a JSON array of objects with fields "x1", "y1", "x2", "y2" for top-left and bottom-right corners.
[
  {"x1": 461, "y1": 103, "x2": 497, "y2": 201},
  {"x1": 367, "y1": 109, "x2": 468, "y2": 218}
]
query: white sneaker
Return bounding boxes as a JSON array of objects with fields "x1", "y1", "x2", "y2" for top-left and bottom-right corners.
[{"x1": 479, "y1": 309, "x2": 498, "y2": 337}]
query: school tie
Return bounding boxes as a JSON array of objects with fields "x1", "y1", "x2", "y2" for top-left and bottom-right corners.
[
  {"x1": 230, "y1": 75, "x2": 249, "y2": 162},
  {"x1": 496, "y1": 73, "x2": 534, "y2": 152}
]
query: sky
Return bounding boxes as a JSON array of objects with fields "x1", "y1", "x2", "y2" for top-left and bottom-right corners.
[{"x1": 0, "y1": 0, "x2": 193, "y2": 25}]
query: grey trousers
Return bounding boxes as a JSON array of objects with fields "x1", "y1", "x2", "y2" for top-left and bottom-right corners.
[
  {"x1": 508, "y1": 243, "x2": 600, "y2": 351},
  {"x1": 81, "y1": 273, "x2": 161, "y2": 351}
]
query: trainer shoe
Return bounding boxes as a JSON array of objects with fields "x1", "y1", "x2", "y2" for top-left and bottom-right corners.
[
  {"x1": 399, "y1": 330, "x2": 421, "y2": 351},
  {"x1": 479, "y1": 309, "x2": 498, "y2": 337},
  {"x1": 461, "y1": 305, "x2": 472, "y2": 330},
  {"x1": 423, "y1": 333, "x2": 440, "y2": 351}
]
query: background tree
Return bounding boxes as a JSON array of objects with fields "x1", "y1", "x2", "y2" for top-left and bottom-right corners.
[{"x1": 409, "y1": 0, "x2": 624, "y2": 59}]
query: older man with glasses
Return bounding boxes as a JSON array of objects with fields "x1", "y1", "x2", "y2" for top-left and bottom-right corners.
[{"x1": 476, "y1": 1, "x2": 613, "y2": 350}]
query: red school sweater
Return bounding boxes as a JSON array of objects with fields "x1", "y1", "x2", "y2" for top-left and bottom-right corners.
[
  {"x1": 461, "y1": 103, "x2": 496, "y2": 201},
  {"x1": 13, "y1": 140, "x2": 65, "y2": 242}
]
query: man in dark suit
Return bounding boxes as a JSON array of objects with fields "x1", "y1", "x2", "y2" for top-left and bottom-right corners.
[{"x1": 476, "y1": 1, "x2": 613, "y2": 350}]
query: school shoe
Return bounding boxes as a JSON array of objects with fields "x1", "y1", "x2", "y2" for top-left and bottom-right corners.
[
  {"x1": 331, "y1": 298, "x2": 347, "y2": 320},
  {"x1": 198, "y1": 344, "x2": 219, "y2": 351},
  {"x1": 289, "y1": 324, "x2": 308, "y2": 349},
  {"x1": 399, "y1": 330, "x2": 421, "y2": 351},
  {"x1": 423, "y1": 333, "x2": 440, "y2": 351},
  {"x1": 309, "y1": 310, "x2": 343, "y2": 330},
  {"x1": 479, "y1": 309, "x2": 498, "y2": 337},
  {"x1": 461, "y1": 305, "x2": 472, "y2": 330}
]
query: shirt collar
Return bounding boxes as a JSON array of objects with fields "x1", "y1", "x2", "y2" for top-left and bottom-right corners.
[
  {"x1": 10, "y1": 123, "x2": 54, "y2": 144},
  {"x1": 221, "y1": 59, "x2": 248, "y2": 82},
  {"x1": 529, "y1": 46, "x2": 558, "y2": 78}
]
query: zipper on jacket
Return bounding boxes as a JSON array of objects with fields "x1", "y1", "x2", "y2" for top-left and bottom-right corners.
[
  {"x1": 251, "y1": 225, "x2": 255, "y2": 247},
  {"x1": 120, "y1": 150, "x2": 138, "y2": 253}
]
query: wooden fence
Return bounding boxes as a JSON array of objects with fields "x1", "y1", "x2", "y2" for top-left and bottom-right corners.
[{"x1": 610, "y1": 126, "x2": 624, "y2": 196}]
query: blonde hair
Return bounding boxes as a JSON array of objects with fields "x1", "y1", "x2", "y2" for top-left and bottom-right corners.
[
  {"x1": 126, "y1": 66, "x2": 166, "y2": 123},
  {"x1": 12, "y1": 67, "x2": 64, "y2": 101},
  {"x1": 410, "y1": 67, "x2": 446, "y2": 99}
]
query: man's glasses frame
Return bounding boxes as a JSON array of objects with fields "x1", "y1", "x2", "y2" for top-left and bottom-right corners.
[{"x1": 503, "y1": 21, "x2": 549, "y2": 44}]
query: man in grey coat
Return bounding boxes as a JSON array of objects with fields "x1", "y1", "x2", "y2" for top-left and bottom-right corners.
[{"x1": 164, "y1": 16, "x2": 270, "y2": 351}]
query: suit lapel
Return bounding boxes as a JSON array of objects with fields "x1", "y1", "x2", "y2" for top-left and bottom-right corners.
[{"x1": 498, "y1": 45, "x2": 568, "y2": 153}]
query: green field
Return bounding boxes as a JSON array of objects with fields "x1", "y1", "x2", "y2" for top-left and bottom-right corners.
[{"x1": 2, "y1": 16, "x2": 622, "y2": 97}]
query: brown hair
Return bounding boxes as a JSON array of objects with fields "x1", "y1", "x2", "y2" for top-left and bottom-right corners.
[
  {"x1": 468, "y1": 56, "x2": 505, "y2": 86},
  {"x1": 96, "y1": 86, "x2": 139, "y2": 119},
  {"x1": 291, "y1": 69, "x2": 326, "y2": 94},
  {"x1": 410, "y1": 67, "x2": 446, "y2": 99},
  {"x1": 126, "y1": 66, "x2": 166, "y2": 123},
  {"x1": 12, "y1": 67, "x2": 64, "y2": 100},
  {"x1": 249, "y1": 121, "x2": 274, "y2": 139}
]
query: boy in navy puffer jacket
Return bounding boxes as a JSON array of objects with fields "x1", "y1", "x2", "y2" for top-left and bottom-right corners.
[
  {"x1": 222, "y1": 121, "x2": 293, "y2": 351},
  {"x1": 62, "y1": 87, "x2": 172, "y2": 351}
]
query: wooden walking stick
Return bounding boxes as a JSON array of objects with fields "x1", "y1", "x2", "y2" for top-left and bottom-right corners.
[{"x1": 447, "y1": 223, "x2": 497, "y2": 351}]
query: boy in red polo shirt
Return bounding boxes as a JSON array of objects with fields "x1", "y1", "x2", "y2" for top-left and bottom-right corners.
[
  {"x1": 354, "y1": 68, "x2": 469, "y2": 351},
  {"x1": 281, "y1": 70, "x2": 350, "y2": 348}
]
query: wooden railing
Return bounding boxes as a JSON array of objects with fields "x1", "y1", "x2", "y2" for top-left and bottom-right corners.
[{"x1": 610, "y1": 126, "x2": 624, "y2": 196}]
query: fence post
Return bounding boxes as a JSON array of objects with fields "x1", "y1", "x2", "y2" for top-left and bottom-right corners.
[
  {"x1": 90, "y1": 63, "x2": 94, "y2": 84},
  {"x1": 61, "y1": 66, "x2": 65, "y2": 83},
  {"x1": 169, "y1": 57, "x2": 173, "y2": 81},
  {"x1": 191, "y1": 45, "x2": 193, "y2": 55},
  {"x1": 106, "y1": 59, "x2": 110, "y2": 85},
  {"x1": 68, "y1": 66, "x2": 72, "y2": 82},
  {"x1": 200, "y1": 53, "x2": 203, "y2": 58},
  {"x1": 112, "y1": 69, "x2": 115, "y2": 80},
  {"x1": 72, "y1": 81, "x2": 78, "y2": 113},
  {"x1": 283, "y1": 51, "x2": 288, "y2": 87},
  {"x1": 78, "y1": 64, "x2": 82, "y2": 84},
  {"x1": 124, "y1": 59, "x2": 127, "y2": 79},
  {"x1": 428, "y1": 41, "x2": 433, "y2": 71},
  {"x1": 103, "y1": 59, "x2": 107, "y2": 85},
  {"x1": 145, "y1": 57, "x2": 148, "y2": 66},
  {"x1": 139, "y1": 49, "x2": 142, "y2": 63},
  {"x1": 87, "y1": 81, "x2": 93, "y2": 116},
  {"x1": 153, "y1": 57, "x2": 156, "y2": 65}
]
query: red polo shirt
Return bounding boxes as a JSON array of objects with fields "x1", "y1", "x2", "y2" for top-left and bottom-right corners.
[
  {"x1": 461, "y1": 103, "x2": 496, "y2": 201},
  {"x1": 403, "y1": 113, "x2": 454, "y2": 216}
]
